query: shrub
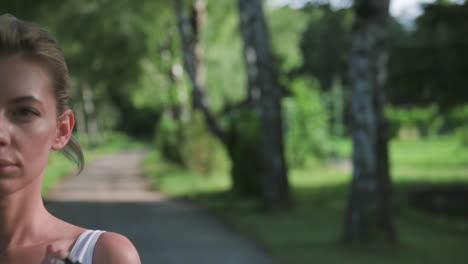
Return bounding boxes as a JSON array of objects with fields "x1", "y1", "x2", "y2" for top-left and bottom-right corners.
[
  {"x1": 180, "y1": 112, "x2": 229, "y2": 176},
  {"x1": 456, "y1": 125, "x2": 468, "y2": 147},
  {"x1": 386, "y1": 104, "x2": 443, "y2": 139},
  {"x1": 225, "y1": 108, "x2": 262, "y2": 197},
  {"x1": 448, "y1": 104, "x2": 468, "y2": 130},
  {"x1": 154, "y1": 110, "x2": 229, "y2": 176},
  {"x1": 283, "y1": 76, "x2": 331, "y2": 168},
  {"x1": 154, "y1": 111, "x2": 185, "y2": 164}
]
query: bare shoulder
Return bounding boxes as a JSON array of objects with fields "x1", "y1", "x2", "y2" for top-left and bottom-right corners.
[{"x1": 93, "y1": 232, "x2": 141, "y2": 264}]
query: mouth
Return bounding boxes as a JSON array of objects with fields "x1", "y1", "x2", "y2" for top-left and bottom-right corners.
[
  {"x1": 0, "y1": 159, "x2": 17, "y2": 173},
  {"x1": 0, "y1": 159, "x2": 15, "y2": 166}
]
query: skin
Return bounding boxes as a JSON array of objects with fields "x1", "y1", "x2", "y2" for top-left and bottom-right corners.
[{"x1": 0, "y1": 57, "x2": 140, "y2": 263}]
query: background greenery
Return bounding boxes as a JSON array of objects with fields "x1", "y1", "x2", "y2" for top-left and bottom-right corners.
[
  {"x1": 143, "y1": 136, "x2": 468, "y2": 264},
  {"x1": 4, "y1": 0, "x2": 466, "y2": 263}
]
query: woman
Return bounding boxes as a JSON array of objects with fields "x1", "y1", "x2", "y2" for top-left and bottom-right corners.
[{"x1": 0, "y1": 14, "x2": 141, "y2": 264}]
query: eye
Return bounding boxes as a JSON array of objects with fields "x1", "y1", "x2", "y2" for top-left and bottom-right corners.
[{"x1": 11, "y1": 107, "x2": 41, "y2": 120}]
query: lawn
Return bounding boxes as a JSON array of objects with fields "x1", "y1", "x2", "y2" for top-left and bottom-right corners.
[{"x1": 143, "y1": 136, "x2": 468, "y2": 264}]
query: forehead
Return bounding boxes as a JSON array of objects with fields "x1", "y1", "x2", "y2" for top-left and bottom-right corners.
[{"x1": 0, "y1": 56, "x2": 54, "y2": 102}]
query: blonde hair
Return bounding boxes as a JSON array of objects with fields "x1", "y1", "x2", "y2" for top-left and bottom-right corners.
[{"x1": 0, "y1": 13, "x2": 84, "y2": 172}]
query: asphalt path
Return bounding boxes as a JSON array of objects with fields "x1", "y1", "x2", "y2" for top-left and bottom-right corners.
[{"x1": 45, "y1": 151, "x2": 278, "y2": 264}]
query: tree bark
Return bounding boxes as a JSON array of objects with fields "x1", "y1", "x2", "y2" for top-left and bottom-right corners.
[
  {"x1": 192, "y1": 0, "x2": 206, "y2": 88},
  {"x1": 175, "y1": 0, "x2": 227, "y2": 146},
  {"x1": 175, "y1": 0, "x2": 263, "y2": 198},
  {"x1": 343, "y1": 0, "x2": 396, "y2": 242},
  {"x1": 82, "y1": 83, "x2": 100, "y2": 147},
  {"x1": 237, "y1": 0, "x2": 292, "y2": 209}
]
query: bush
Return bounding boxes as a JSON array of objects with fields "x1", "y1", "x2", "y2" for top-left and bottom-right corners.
[
  {"x1": 456, "y1": 125, "x2": 468, "y2": 147},
  {"x1": 154, "y1": 111, "x2": 184, "y2": 164},
  {"x1": 283, "y1": 76, "x2": 331, "y2": 168},
  {"x1": 154, "y1": 110, "x2": 229, "y2": 176},
  {"x1": 448, "y1": 104, "x2": 468, "y2": 147},
  {"x1": 448, "y1": 104, "x2": 468, "y2": 130},
  {"x1": 180, "y1": 112, "x2": 229, "y2": 176},
  {"x1": 386, "y1": 104, "x2": 444, "y2": 139},
  {"x1": 225, "y1": 108, "x2": 262, "y2": 197}
]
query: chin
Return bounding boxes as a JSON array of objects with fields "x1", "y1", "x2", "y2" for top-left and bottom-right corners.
[{"x1": 0, "y1": 173, "x2": 42, "y2": 198}]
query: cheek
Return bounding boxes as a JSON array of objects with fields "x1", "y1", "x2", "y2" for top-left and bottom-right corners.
[{"x1": 15, "y1": 120, "x2": 57, "y2": 171}]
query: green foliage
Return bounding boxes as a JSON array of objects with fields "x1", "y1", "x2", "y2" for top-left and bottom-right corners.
[
  {"x1": 296, "y1": 4, "x2": 353, "y2": 90},
  {"x1": 447, "y1": 104, "x2": 468, "y2": 128},
  {"x1": 226, "y1": 108, "x2": 262, "y2": 197},
  {"x1": 83, "y1": 131, "x2": 145, "y2": 153},
  {"x1": 267, "y1": 6, "x2": 311, "y2": 73},
  {"x1": 154, "y1": 112, "x2": 184, "y2": 163},
  {"x1": 155, "y1": 111, "x2": 229, "y2": 176},
  {"x1": 446, "y1": 104, "x2": 468, "y2": 146},
  {"x1": 204, "y1": 0, "x2": 246, "y2": 111},
  {"x1": 5, "y1": 0, "x2": 173, "y2": 138},
  {"x1": 143, "y1": 136, "x2": 468, "y2": 264},
  {"x1": 386, "y1": 104, "x2": 444, "y2": 139},
  {"x1": 323, "y1": 77, "x2": 346, "y2": 138},
  {"x1": 388, "y1": 2, "x2": 468, "y2": 109},
  {"x1": 283, "y1": 76, "x2": 331, "y2": 168},
  {"x1": 132, "y1": 58, "x2": 176, "y2": 111},
  {"x1": 180, "y1": 112, "x2": 229, "y2": 176},
  {"x1": 456, "y1": 125, "x2": 468, "y2": 147},
  {"x1": 43, "y1": 152, "x2": 75, "y2": 196},
  {"x1": 132, "y1": 9, "x2": 185, "y2": 113},
  {"x1": 143, "y1": 151, "x2": 231, "y2": 197}
]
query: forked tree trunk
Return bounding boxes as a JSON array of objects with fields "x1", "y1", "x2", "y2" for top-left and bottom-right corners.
[
  {"x1": 175, "y1": 0, "x2": 227, "y2": 145},
  {"x1": 237, "y1": 0, "x2": 291, "y2": 209},
  {"x1": 343, "y1": 0, "x2": 396, "y2": 242},
  {"x1": 176, "y1": 0, "x2": 263, "y2": 197}
]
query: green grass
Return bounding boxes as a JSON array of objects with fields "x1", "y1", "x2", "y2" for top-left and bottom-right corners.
[
  {"x1": 43, "y1": 131, "x2": 145, "y2": 196},
  {"x1": 144, "y1": 136, "x2": 468, "y2": 264},
  {"x1": 143, "y1": 151, "x2": 231, "y2": 196}
]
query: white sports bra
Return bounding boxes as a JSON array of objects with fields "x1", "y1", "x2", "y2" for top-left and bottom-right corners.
[{"x1": 69, "y1": 230, "x2": 105, "y2": 264}]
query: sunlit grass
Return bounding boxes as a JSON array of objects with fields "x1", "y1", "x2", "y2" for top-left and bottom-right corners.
[
  {"x1": 143, "y1": 135, "x2": 468, "y2": 264},
  {"x1": 43, "y1": 152, "x2": 76, "y2": 196},
  {"x1": 143, "y1": 151, "x2": 231, "y2": 197},
  {"x1": 390, "y1": 137, "x2": 468, "y2": 187}
]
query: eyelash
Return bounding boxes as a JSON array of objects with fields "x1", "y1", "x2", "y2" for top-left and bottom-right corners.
[{"x1": 13, "y1": 107, "x2": 40, "y2": 118}]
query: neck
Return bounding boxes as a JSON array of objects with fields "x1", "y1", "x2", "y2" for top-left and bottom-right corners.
[{"x1": 0, "y1": 174, "x2": 53, "y2": 250}]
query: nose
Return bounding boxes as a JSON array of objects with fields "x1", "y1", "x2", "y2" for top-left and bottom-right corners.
[{"x1": 0, "y1": 114, "x2": 11, "y2": 146}]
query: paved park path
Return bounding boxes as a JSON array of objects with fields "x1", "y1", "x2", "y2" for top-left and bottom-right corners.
[{"x1": 45, "y1": 151, "x2": 278, "y2": 264}]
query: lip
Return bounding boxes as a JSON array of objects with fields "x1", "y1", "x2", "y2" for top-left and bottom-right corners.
[
  {"x1": 0, "y1": 159, "x2": 16, "y2": 166},
  {"x1": 0, "y1": 159, "x2": 18, "y2": 174}
]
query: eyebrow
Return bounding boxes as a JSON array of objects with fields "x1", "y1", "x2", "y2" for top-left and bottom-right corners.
[{"x1": 9, "y1": 96, "x2": 43, "y2": 105}]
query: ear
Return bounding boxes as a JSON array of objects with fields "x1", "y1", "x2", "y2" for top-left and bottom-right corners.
[{"x1": 52, "y1": 109, "x2": 75, "y2": 151}]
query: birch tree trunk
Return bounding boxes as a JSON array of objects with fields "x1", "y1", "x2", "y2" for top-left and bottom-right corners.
[
  {"x1": 343, "y1": 0, "x2": 396, "y2": 242},
  {"x1": 237, "y1": 0, "x2": 291, "y2": 209},
  {"x1": 175, "y1": 0, "x2": 227, "y2": 145},
  {"x1": 193, "y1": 0, "x2": 206, "y2": 88},
  {"x1": 175, "y1": 0, "x2": 262, "y2": 197},
  {"x1": 82, "y1": 83, "x2": 100, "y2": 147}
]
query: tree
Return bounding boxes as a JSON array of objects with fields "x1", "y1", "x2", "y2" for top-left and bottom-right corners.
[
  {"x1": 343, "y1": 0, "x2": 396, "y2": 242},
  {"x1": 5, "y1": 0, "x2": 175, "y2": 140},
  {"x1": 388, "y1": 1, "x2": 468, "y2": 111},
  {"x1": 175, "y1": 0, "x2": 226, "y2": 144},
  {"x1": 297, "y1": 4, "x2": 353, "y2": 91},
  {"x1": 237, "y1": 0, "x2": 292, "y2": 209},
  {"x1": 175, "y1": 0, "x2": 292, "y2": 209},
  {"x1": 175, "y1": 0, "x2": 262, "y2": 198}
]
